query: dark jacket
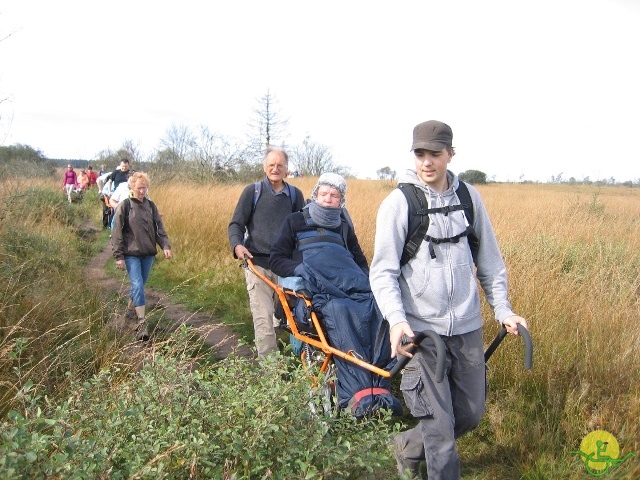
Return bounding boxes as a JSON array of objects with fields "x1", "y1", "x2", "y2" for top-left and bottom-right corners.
[
  {"x1": 112, "y1": 196, "x2": 170, "y2": 260},
  {"x1": 269, "y1": 211, "x2": 369, "y2": 277},
  {"x1": 228, "y1": 179, "x2": 305, "y2": 269}
]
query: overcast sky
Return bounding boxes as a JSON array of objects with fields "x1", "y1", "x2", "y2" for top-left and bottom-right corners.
[{"x1": 2, "y1": 0, "x2": 639, "y2": 182}]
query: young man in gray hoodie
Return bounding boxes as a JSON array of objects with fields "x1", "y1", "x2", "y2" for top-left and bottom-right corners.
[{"x1": 369, "y1": 120, "x2": 528, "y2": 479}]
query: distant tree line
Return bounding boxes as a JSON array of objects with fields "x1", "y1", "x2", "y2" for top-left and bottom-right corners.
[
  {"x1": 372, "y1": 166, "x2": 639, "y2": 187},
  {"x1": 1, "y1": 91, "x2": 352, "y2": 184},
  {"x1": 0, "y1": 144, "x2": 56, "y2": 180}
]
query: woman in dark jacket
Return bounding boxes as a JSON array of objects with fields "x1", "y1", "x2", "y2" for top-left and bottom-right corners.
[{"x1": 112, "y1": 172, "x2": 172, "y2": 341}]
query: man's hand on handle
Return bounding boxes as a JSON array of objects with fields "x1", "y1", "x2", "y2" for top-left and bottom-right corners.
[
  {"x1": 234, "y1": 245, "x2": 251, "y2": 260},
  {"x1": 390, "y1": 321, "x2": 415, "y2": 358},
  {"x1": 503, "y1": 315, "x2": 528, "y2": 335}
]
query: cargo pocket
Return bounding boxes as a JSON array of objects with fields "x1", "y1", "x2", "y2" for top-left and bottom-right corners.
[{"x1": 400, "y1": 368, "x2": 433, "y2": 418}]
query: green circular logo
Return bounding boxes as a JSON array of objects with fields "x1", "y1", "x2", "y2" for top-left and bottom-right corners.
[{"x1": 572, "y1": 430, "x2": 636, "y2": 476}]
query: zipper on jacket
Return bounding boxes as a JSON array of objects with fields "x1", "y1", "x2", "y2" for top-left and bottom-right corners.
[{"x1": 438, "y1": 191, "x2": 456, "y2": 336}]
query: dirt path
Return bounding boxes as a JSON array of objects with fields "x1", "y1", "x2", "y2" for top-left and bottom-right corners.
[{"x1": 84, "y1": 238, "x2": 252, "y2": 359}]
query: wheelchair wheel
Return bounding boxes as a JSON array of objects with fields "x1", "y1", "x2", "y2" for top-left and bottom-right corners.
[{"x1": 301, "y1": 343, "x2": 336, "y2": 416}]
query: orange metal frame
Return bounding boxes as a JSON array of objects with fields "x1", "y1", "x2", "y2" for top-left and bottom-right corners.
[{"x1": 244, "y1": 257, "x2": 392, "y2": 379}]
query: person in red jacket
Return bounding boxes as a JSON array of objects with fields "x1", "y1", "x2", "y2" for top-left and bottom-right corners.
[{"x1": 86, "y1": 166, "x2": 98, "y2": 187}]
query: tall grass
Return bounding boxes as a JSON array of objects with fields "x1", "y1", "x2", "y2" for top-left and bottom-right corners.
[
  {"x1": 0, "y1": 182, "x2": 119, "y2": 414},
  {"x1": 2, "y1": 176, "x2": 638, "y2": 478},
  {"x1": 0, "y1": 179, "x2": 401, "y2": 479},
  {"x1": 149, "y1": 179, "x2": 640, "y2": 478}
]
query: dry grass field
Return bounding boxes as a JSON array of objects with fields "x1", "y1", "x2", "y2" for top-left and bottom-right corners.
[{"x1": 148, "y1": 178, "x2": 640, "y2": 477}]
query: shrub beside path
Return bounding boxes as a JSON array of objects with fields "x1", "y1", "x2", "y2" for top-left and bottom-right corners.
[{"x1": 84, "y1": 240, "x2": 252, "y2": 359}]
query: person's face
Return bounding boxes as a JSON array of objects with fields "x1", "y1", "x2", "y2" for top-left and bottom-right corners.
[
  {"x1": 120, "y1": 161, "x2": 130, "y2": 172},
  {"x1": 414, "y1": 148, "x2": 452, "y2": 191},
  {"x1": 133, "y1": 180, "x2": 148, "y2": 201},
  {"x1": 315, "y1": 185, "x2": 342, "y2": 208},
  {"x1": 263, "y1": 151, "x2": 288, "y2": 184}
]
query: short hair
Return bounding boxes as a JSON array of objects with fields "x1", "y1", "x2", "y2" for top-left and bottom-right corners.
[
  {"x1": 263, "y1": 147, "x2": 289, "y2": 167},
  {"x1": 120, "y1": 158, "x2": 131, "y2": 165},
  {"x1": 128, "y1": 171, "x2": 150, "y2": 189}
]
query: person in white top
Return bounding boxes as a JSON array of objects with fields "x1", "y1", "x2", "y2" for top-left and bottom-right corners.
[{"x1": 108, "y1": 173, "x2": 132, "y2": 230}]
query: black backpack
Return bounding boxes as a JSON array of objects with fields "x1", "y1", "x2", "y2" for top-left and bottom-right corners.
[{"x1": 398, "y1": 181, "x2": 478, "y2": 266}]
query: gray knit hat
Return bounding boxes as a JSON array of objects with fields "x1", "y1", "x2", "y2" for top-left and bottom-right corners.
[{"x1": 311, "y1": 172, "x2": 347, "y2": 207}]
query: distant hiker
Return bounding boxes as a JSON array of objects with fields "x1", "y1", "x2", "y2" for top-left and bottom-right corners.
[
  {"x1": 77, "y1": 170, "x2": 90, "y2": 190},
  {"x1": 112, "y1": 171, "x2": 172, "y2": 341},
  {"x1": 227, "y1": 148, "x2": 305, "y2": 357},
  {"x1": 97, "y1": 170, "x2": 114, "y2": 228},
  {"x1": 370, "y1": 120, "x2": 529, "y2": 479},
  {"x1": 108, "y1": 170, "x2": 134, "y2": 230},
  {"x1": 109, "y1": 159, "x2": 133, "y2": 189},
  {"x1": 62, "y1": 164, "x2": 77, "y2": 203},
  {"x1": 86, "y1": 166, "x2": 98, "y2": 187}
]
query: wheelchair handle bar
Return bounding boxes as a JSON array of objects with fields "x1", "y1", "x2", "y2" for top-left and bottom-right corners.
[
  {"x1": 389, "y1": 324, "x2": 533, "y2": 381},
  {"x1": 484, "y1": 324, "x2": 533, "y2": 370},
  {"x1": 389, "y1": 330, "x2": 446, "y2": 382}
]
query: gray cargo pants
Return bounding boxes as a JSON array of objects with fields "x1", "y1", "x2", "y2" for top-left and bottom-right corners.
[{"x1": 395, "y1": 328, "x2": 486, "y2": 479}]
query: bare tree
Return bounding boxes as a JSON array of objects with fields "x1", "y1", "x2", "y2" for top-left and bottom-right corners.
[
  {"x1": 194, "y1": 125, "x2": 249, "y2": 179},
  {"x1": 95, "y1": 148, "x2": 121, "y2": 167},
  {"x1": 159, "y1": 124, "x2": 197, "y2": 164},
  {"x1": 120, "y1": 139, "x2": 144, "y2": 164},
  {"x1": 246, "y1": 90, "x2": 288, "y2": 160},
  {"x1": 292, "y1": 136, "x2": 350, "y2": 177}
]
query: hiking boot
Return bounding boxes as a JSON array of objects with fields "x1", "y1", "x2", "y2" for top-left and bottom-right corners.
[
  {"x1": 125, "y1": 305, "x2": 137, "y2": 321},
  {"x1": 135, "y1": 319, "x2": 149, "y2": 341}
]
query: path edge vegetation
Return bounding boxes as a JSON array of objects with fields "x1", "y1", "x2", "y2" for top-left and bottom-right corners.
[
  {"x1": 2, "y1": 173, "x2": 640, "y2": 478},
  {"x1": 0, "y1": 181, "x2": 404, "y2": 479}
]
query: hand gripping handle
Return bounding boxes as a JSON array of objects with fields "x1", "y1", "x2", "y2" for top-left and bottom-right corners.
[{"x1": 389, "y1": 330, "x2": 446, "y2": 382}]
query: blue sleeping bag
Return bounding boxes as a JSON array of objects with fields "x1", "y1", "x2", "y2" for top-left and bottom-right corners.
[{"x1": 294, "y1": 243, "x2": 403, "y2": 418}]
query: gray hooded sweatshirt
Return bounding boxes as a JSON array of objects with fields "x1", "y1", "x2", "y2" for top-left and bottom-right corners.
[{"x1": 369, "y1": 169, "x2": 515, "y2": 336}]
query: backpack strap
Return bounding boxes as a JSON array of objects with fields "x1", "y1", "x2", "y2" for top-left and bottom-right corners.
[
  {"x1": 148, "y1": 199, "x2": 160, "y2": 238},
  {"x1": 252, "y1": 181, "x2": 262, "y2": 212},
  {"x1": 398, "y1": 183, "x2": 429, "y2": 266},
  {"x1": 455, "y1": 181, "x2": 479, "y2": 263},
  {"x1": 251, "y1": 180, "x2": 298, "y2": 216},
  {"x1": 398, "y1": 181, "x2": 478, "y2": 265},
  {"x1": 288, "y1": 183, "x2": 297, "y2": 209},
  {"x1": 122, "y1": 198, "x2": 131, "y2": 232},
  {"x1": 456, "y1": 181, "x2": 474, "y2": 224}
]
